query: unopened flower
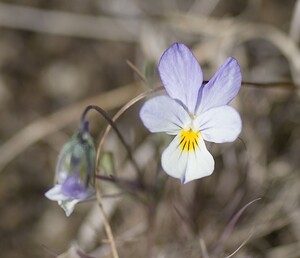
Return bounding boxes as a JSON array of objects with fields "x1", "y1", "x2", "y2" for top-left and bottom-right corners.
[
  {"x1": 140, "y1": 43, "x2": 242, "y2": 183},
  {"x1": 45, "y1": 122, "x2": 96, "y2": 216}
]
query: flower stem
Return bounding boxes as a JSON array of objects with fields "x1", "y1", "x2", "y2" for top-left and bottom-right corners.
[
  {"x1": 80, "y1": 104, "x2": 141, "y2": 176},
  {"x1": 81, "y1": 104, "x2": 138, "y2": 258},
  {"x1": 95, "y1": 188, "x2": 119, "y2": 258}
]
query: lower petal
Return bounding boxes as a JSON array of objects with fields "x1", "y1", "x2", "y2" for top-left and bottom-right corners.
[
  {"x1": 58, "y1": 199, "x2": 80, "y2": 216},
  {"x1": 45, "y1": 185, "x2": 79, "y2": 216},
  {"x1": 161, "y1": 134, "x2": 214, "y2": 183},
  {"x1": 45, "y1": 184, "x2": 93, "y2": 216}
]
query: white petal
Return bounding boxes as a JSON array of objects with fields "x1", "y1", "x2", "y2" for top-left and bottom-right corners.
[
  {"x1": 161, "y1": 134, "x2": 214, "y2": 183},
  {"x1": 58, "y1": 199, "x2": 80, "y2": 216},
  {"x1": 140, "y1": 95, "x2": 191, "y2": 135},
  {"x1": 161, "y1": 134, "x2": 188, "y2": 180},
  {"x1": 194, "y1": 106, "x2": 242, "y2": 143},
  {"x1": 45, "y1": 185, "x2": 69, "y2": 201},
  {"x1": 158, "y1": 43, "x2": 203, "y2": 113}
]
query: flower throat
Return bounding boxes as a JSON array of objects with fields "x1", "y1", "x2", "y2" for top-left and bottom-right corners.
[{"x1": 179, "y1": 129, "x2": 200, "y2": 152}]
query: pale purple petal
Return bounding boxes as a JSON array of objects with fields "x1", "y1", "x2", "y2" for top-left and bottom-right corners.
[
  {"x1": 61, "y1": 176, "x2": 89, "y2": 199},
  {"x1": 45, "y1": 185, "x2": 80, "y2": 216},
  {"x1": 194, "y1": 106, "x2": 242, "y2": 143},
  {"x1": 140, "y1": 95, "x2": 191, "y2": 135},
  {"x1": 45, "y1": 185, "x2": 80, "y2": 215},
  {"x1": 45, "y1": 185, "x2": 69, "y2": 201},
  {"x1": 45, "y1": 182, "x2": 94, "y2": 216},
  {"x1": 196, "y1": 57, "x2": 241, "y2": 114},
  {"x1": 158, "y1": 43, "x2": 203, "y2": 113},
  {"x1": 161, "y1": 134, "x2": 214, "y2": 183}
]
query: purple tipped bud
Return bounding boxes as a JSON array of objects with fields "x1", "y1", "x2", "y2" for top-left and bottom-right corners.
[{"x1": 45, "y1": 127, "x2": 96, "y2": 216}]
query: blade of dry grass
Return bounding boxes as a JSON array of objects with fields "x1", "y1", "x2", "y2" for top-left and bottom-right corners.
[
  {"x1": 0, "y1": 3, "x2": 139, "y2": 42},
  {"x1": 95, "y1": 190, "x2": 119, "y2": 258},
  {"x1": 290, "y1": 0, "x2": 300, "y2": 43},
  {"x1": 212, "y1": 198, "x2": 261, "y2": 256},
  {"x1": 225, "y1": 230, "x2": 254, "y2": 258},
  {"x1": 199, "y1": 237, "x2": 210, "y2": 258}
]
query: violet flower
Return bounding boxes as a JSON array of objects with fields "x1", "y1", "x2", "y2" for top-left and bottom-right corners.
[
  {"x1": 45, "y1": 123, "x2": 96, "y2": 216},
  {"x1": 140, "y1": 43, "x2": 242, "y2": 183}
]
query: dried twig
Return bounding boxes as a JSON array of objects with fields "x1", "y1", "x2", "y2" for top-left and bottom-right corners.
[{"x1": 126, "y1": 60, "x2": 147, "y2": 83}]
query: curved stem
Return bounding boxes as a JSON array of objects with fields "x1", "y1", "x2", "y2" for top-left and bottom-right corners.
[
  {"x1": 81, "y1": 104, "x2": 138, "y2": 258},
  {"x1": 95, "y1": 87, "x2": 164, "y2": 180},
  {"x1": 81, "y1": 104, "x2": 141, "y2": 176}
]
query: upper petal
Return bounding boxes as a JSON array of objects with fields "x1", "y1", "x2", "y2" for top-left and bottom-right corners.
[
  {"x1": 158, "y1": 43, "x2": 203, "y2": 113},
  {"x1": 161, "y1": 134, "x2": 214, "y2": 183},
  {"x1": 140, "y1": 95, "x2": 191, "y2": 135},
  {"x1": 194, "y1": 106, "x2": 242, "y2": 143},
  {"x1": 196, "y1": 57, "x2": 241, "y2": 114}
]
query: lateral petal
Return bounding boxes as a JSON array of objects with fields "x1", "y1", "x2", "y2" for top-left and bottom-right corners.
[
  {"x1": 45, "y1": 184, "x2": 69, "y2": 201},
  {"x1": 140, "y1": 95, "x2": 191, "y2": 135},
  {"x1": 158, "y1": 43, "x2": 203, "y2": 113},
  {"x1": 194, "y1": 106, "x2": 242, "y2": 143},
  {"x1": 45, "y1": 183, "x2": 93, "y2": 216}
]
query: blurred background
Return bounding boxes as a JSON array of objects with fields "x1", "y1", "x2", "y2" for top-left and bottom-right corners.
[{"x1": 0, "y1": 0, "x2": 299, "y2": 257}]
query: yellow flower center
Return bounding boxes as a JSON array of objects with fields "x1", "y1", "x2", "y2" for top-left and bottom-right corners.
[{"x1": 179, "y1": 129, "x2": 200, "y2": 152}]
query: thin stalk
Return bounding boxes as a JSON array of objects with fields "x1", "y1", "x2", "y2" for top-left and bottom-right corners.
[
  {"x1": 96, "y1": 87, "x2": 164, "y2": 182},
  {"x1": 95, "y1": 189, "x2": 119, "y2": 258},
  {"x1": 212, "y1": 198, "x2": 261, "y2": 257},
  {"x1": 126, "y1": 60, "x2": 147, "y2": 83},
  {"x1": 81, "y1": 105, "x2": 125, "y2": 258},
  {"x1": 81, "y1": 105, "x2": 141, "y2": 176}
]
